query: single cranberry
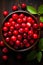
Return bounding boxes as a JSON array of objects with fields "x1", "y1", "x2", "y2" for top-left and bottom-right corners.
[
  {"x1": 8, "y1": 31, "x2": 12, "y2": 36},
  {"x1": 25, "y1": 43, "x2": 30, "y2": 47},
  {"x1": 23, "y1": 33, "x2": 27, "y2": 38},
  {"x1": 3, "y1": 27, "x2": 8, "y2": 32},
  {"x1": 39, "y1": 22, "x2": 43, "y2": 28},
  {"x1": 23, "y1": 39, "x2": 28, "y2": 44},
  {"x1": 33, "y1": 33, "x2": 38, "y2": 39},
  {"x1": 28, "y1": 30, "x2": 33, "y2": 35},
  {"x1": 27, "y1": 17, "x2": 33, "y2": 23},
  {"x1": 12, "y1": 14, "x2": 18, "y2": 20},
  {"x1": 10, "y1": 26, "x2": 14, "y2": 31},
  {"x1": 11, "y1": 21, "x2": 16, "y2": 26},
  {"x1": 9, "y1": 18, "x2": 13, "y2": 22},
  {"x1": 21, "y1": 23, "x2": 26, "y2": 28},
  {"x1": 3, "y1": 33, "x2": 7, "y2": 37},
  {"x1": 4, "y1": 22, "x2": 11, "y2": 27},
  {"x1": 12, "y1": 5, "x2": 18, "y2": 11},
  {"x1": 3, "y1": 11, "x2": 8, "y2": 16},
  {"x1": 15, "y1": 40, "x2": 20, "y2": 46},
  {"x1": 24, "y1": 27, "x2": 28, "y2": 33},
  {"x1": 33, "y1": 23, "x2": 38, "y2": 29},
  {"x1": 5, "y1": 37, "x2": 10, "y2": 42},
  {"x1": 15, "y1": 23, "x2": 20, "y2": 29},
  {"x1": 30, "y1": 39, "x2": 34, "y2": 44},
  {"x1": 2, "y1": 47, "x2": 8, "y2": 53},
  {"x1": 2, "y1": 55, "x2": 8, "y2": 60},
  {"x1": 23, "y1": 16, "x2": 27, "y2": 23},
  {"x1": 31, "y1": 20, "x2": 35, "y2": 24},
  {"x1": 9, "y1": 41, "x2": 14, "y2": 45},
  {"x1": 19, "y1": 14, "x2": 24, "y2": 18},
  {"x1": 20, "y1": 42, "x2": 24, "y2": 48},
  {"x1": 17, "y1": 35, "x2": 22, "y2": 41},
  {"x1": 26, "y1": 22, "x2": 31, "y2": 28},
  {"x1": 13, "y1": 30, "x2": 18, "y2": 35},
  {"x1": 0, "y1": 41, "x2": 4, "y2": 46},
  {"x1": 17, "y1": 18, "x2": 22, "y2": 23},
  {"x1": 28, "y1": 35, "x2": 31, "y2": 40},
  {"x1": 21, "y1": 3, "x2": 26, "y2": 9},
  {"x1": 11, "y1": 36, "x2": 17, "y2": 42},
  {"x1": 19, "y1": 28, "x2": 24, "y2": 33}
]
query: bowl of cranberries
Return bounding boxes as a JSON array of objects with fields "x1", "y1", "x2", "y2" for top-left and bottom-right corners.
[{"x1": 1, "y1": 10, "x2": 40, "y2": 52}]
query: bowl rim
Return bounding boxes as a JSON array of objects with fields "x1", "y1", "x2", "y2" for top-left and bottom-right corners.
[{"x1": 1, "y1": 10, "x2": 40, "y2": 52}]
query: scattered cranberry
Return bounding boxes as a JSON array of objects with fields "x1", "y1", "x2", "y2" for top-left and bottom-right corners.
[
  {"x1": 2, "y1": 47, "x2": 8, "y2": 53},
  {"x1": 2, "y1": 55, "x2": 8, "y2": 60},
  {"x1": 33, "y1": 23, "x2": 38, "y2": 29},
  {"x1": 9, "y1": 18, "x2": 13, "y2": 22},
  {"x1": 13, "y1": 30, "x2": 18, "y2": 35},
  {"x1": 33, "y1": 34, "x2": 38, "y2": 39},
  {"x1": 19, "y1": 28, "x2": 24, "y2": 33},
  {"x1": 15, "y1": 40, "x2": 20, "y2": 46},
  {"x1": 23, "y1": 16, "x2": 27, "y2": 23},
  {"x1": 21, "y1": 23, "x2": 26, "y2": 28},
  {"x1": 10, "y1": 26, "x2": 14, "y2": 31},
  {"x1": 17, "y1": 18, "x2": 22, "y2": 23},
  {"x1": 0, "y1": 41, "x2": 4, "y2": 47},
  {"x1": 25, "y1": 43, "x2": 30, "y2": 47},
  {"x1": 39, "y1": 22, "x2": 43, "y2": 28},
  {"x1": 5, "y1": 37, "x2": 10, "y2": 42},
  {"x1": 17, "y1": 35, "x2": 22, "y2": 41},
  {"x1": 3, "y1": 27, "x2": 8, "y2": 32},
  {"x1": 26, "y1": 22, "x2": 31, "y2": 28},
  {"x1": 15, "y1": 23, "x2": 20, "y2": 29},
  {"x1": 21, "y1": 3, "x2": 26, "y2": 9},
  {"x1": 3, "y1": 33, "x2": 7, "y2": 37},
  {"x1": 11, "y1": 36, "x2": 17, "y2": 42},
  {"x1": 4, "y1": 22, "x2": 11, "y2": 27},
  {"x1": 12, "y1": 5, "x2": 18, "y2": 11},
  {"x1": 28, "y1": 30, "x2": 33, "y2": 35},
  {"x1": 19, "y1": 14, "x2": 24, "y2": 18},
  {"x1": 3, "y1": 11, "x2": 8, "y2": 16},
  {"x1": 27, "y1": 17, "x2": 32, "y2": 23}
]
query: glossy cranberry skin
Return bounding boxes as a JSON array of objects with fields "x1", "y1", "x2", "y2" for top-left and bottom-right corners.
[
  {"x1": 33, "y1": 23, "x2": 38, "y2": 29},
  {"x1": 17, "y1": 35, "x2": 22, "y2": 41},
  {"x1": 16, "y1": 40, "x2": 20, "y2": 46},
  {"x1": 12, "y1": 14, "x2": 18, "y2": 20},
  {"x1": 9, "y1": 41, "x2": 14, "y2": 45},
  {"x1": 8, "y1": 31, "x2": 12, "y2": 36},
  {"x1": 21, "y1": 3, "x2": 26, "y2": 9},
  {"x1": 3, "y1": 33, "x2": 7, "y2": 37},
  {"x1": 23, "y1": 33, "x2": 27, "y2": 38},
  {"x1": 19, "y1": 14, "x2": 24, "y2": 18},
  {"x1": 9, "y1": 18, "x2": 13, "y2": 22},
  {"x1": 10, "y1": 26, "x2": 14, "y2": 31},
  {"x1": 23, "y1": 39, "x2": 28, "y2": 44},
  {"x1": 30, "y1": 39, "x2": 34, "y2": 44},
  {"x1": 3, "y1": 11, "x2": 8, "y2": 16},
  {"x1": 19, "y1": 28, "x2": 24, "y2": 33},
  {"x1": 23, "y1": 16, "x2": 27, "y2": 23},
  {"x1": 11, "y1": 21, "x2": 16, "y2": 26},
  {"x1": 15, "y1": 23, "x2": 20, "y2": 29},
  {"x1": 20, "y1": 43, "x2": 24, "y2": 48},
  {"x1": 17, "y1": 18, "x2": 22, "y2": 23},
  {"x1": 13, "y1": 30, "x2": 18, "y2": 35},
  {"x1": 28, "y1": 30, "x2": 33, "y2": 35},
  {"x1": 5, "y1": 37, "x2": 10, "y2": 42},
  {"x1": 4, "y1": 22, "x2": 11, "y2": 27},
  {"x1": 0, "y1": 41, "x2": 4, "y2": 46},
  {"x1": 2, "y1": 55, "x2": 8, "y2": 60},
  {"x1": 3, "y1": 27, "x2": 8, "y2": 32},
  {"x1": 24, "y1": 27, "x2": 28, "y2": 33},
  {"x1": 12, "y1": 5, "x2": 18, "y2": 11},
  {"x1": 25, "y1": 43, "x2": 30, "y2": 47},
  {"x1": 33, "y1": 34, "x2": 38, "y2": 39},
  {"x1": 27, "y1": 17, "x2": 32, "y2": 23},
  {"x1": 21, "y1": 23, "x2": 26, "y2": 28},
  {"x1": 39, "y1": 22, "x2": 43, "y2": 28},
  {"x1": 26, "y1": 22, "x2": 31, "y2": 28},
  {"x1": 11, "y1": 36, "x2": 17, "y2": 42},
  {"x1": 28, "y1": 35, "x2": 31, "y2": 40},
  {"x1": 2, "y1": 47, "x2": 8, "y2": 53}
]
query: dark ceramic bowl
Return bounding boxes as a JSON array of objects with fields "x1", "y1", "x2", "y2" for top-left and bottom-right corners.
[{"x1": 1, "y1": 10, "x2": 40, "y2": 52}]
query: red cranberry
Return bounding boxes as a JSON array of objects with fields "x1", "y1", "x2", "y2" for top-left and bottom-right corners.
[
  {"x1": 23, "y1": 16, "x2": 27, "y2": 23},
  {"x1": 4, "y1": 22, "x2": 11, "y2": 27},
  {"x1": 9, "y1": 18, "x2": 13, "y2": 22},
  {"x1": 17, "y1": 35, "x2": 22, "y2": 41},
  {"x1": 19, "y1": 14, "x2": 24, "y2": 18},
  {"x1": 9, "y1": 41, "x2": 14, "y2": 46},
  {"x1": 3, "y1": 27, "x2": 8, "y2": 32},
  {"x1": 26, "y1": 22, "x2": 31, "y2": 28},
  {"x1": 25, "y1": 43, "x2": 30, "y2": 47},
  {"x1": 15, "y1": 23, "x2": 20, "y2": 29},
  {"x1": 21, "y1": 23, "x2": 26, "y2": 28},
  {"x1": 5, "y1": 37, "x2": 10, "y2": 42},
  {"x1": 27, "y1": 17, "x2": 33, "y2": 23},
  {"x1": 11, "y1": 36, "x2": 17, "y2": 42},
  {"x1": 23, "y1": 39, "x2": 28, "y2": 44},
  {"x1": 11, "y1": 21, "x2": 16, "y2": 26},
  {"x1": 3, "y1": 11, "x2": 8, "y2": 16},
  {"x1": 21, "y1": 3, "x2": 26, "y2": 9},
  {"x1": 39, "y1": 22, "x2": 43, "y2": 28},
  {"x1": 28, "y1": 35, "x2": 31, "y2": 40},
  {"x1": 33, "y1": 23, "x2": 38, "y2": 29},
  {"x1": 19, "y1": 28, "x2": 24, "y2": 33},
  {"x1": 12, "y1": 5, "x2": 18, "y2": 11},
  {"x1": 2, "y1": 47, "x2": 8, "y2": 53},
  {"x1": 28, "y1": 30, "x2": 33, "y2": 35},
  {"x1": 2, "y1": 55, "x2": 8, "y2": 60},
  {"x1": 30, "y1": 39, "x2": 34, "y2": 44},
  {"x1": 17, "y1": 18, "x2": 22, "y2": 23},
  {"x1": 8, "y1": 31, "x2": 12, "y2": 36},
  {"x1": 20, "y1": 43, "x2": 24, "y2": 48},
  {"x1": 10, "y1": 26, "x2": 14, "y2": 31},
  {"x1": 31, "y1": 20, "x2": 35, "y2": 24},
  {"x1": 0, "y1": 41, "x2": 4, "y2": 47},
  {"x1": 23, "y1": 33, "x2": 27, "y2": 38},
  {"x1": 12, "y1": 14, "x2": 18, "y2": 20},
  {"x1": 33, "y1": 33, "x2": 38, "y2": 39},
  {"x1": 15, "y1": 40, "x2": 20, "y2": 46},
  {"x1": 3, "y1": 33, "x2": 7, "y2": 37},
  {"x1": 24, "y1": 27, "x2": 28, "y2": 33},
  {"x1": 13, "y1": 30, "x2": 18, "y2": 35}
]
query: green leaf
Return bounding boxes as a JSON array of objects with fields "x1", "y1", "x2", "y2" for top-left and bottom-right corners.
[
  {"x1": 38, "y1": 38, "x2": 43, "y2": 51},
  {"x1": 38, "y1": 5, "x2": 43, "y2": 14},
  {"x1": 40, "y1": 16, "x2": 43, "y2": 22},
  {"x1": 26, "y1": 6, "x2": 37, "y2": 14},
  {"x1": 36, "y1": 52, "x2": 42, "y2": 62},
  {"x1": 27, "y1": 51, "x2": 36, "y2": 61}
]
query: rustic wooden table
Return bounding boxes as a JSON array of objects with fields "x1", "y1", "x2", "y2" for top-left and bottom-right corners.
[{"x1": 0, "y1": 0, "x2": 43, "y2": 65}]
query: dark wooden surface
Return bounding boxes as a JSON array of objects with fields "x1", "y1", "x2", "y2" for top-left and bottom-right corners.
[{"x1": 0, "y1": 0, "x2": 43, "y2": 65}]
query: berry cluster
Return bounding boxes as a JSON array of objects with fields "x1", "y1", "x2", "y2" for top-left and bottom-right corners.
[{"x1": 2, "y1": 13, "x2": 39, "y2": 50}]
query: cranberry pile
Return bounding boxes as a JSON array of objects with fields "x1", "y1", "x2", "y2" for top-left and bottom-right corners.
[{"x1": 2, "y1": 13, "x2": 39, "y2": 50}]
